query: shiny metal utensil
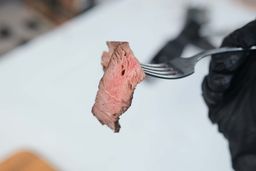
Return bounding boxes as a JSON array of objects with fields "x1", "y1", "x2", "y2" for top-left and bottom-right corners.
[{"x1": 141, "y1": 46, "x2": 256, "y2": 79}]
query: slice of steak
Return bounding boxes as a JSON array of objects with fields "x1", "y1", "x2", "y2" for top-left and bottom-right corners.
[{"x1": 92, "y1": 41, "x2": 145, "y2": 132}]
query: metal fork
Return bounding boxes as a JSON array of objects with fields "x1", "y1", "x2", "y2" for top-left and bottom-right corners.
[{"x1": 141, "y1": 46, "x2": 256, "y2": 79}]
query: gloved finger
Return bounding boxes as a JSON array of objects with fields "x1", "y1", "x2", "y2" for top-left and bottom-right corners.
[
  {"x1": 210, "y1": 19, "x2": 256, "y2": 72},
  {"x1": 204, "y1": 52, "x2": 242, "y2": 97},
  {"x1": 222, "y1": 19, "x2": 256, "y2": 49},
  {"x1": 202, "y1": 72, "x2": 233, "y2": 109},
  {"x1": 210, "y1": 19, "x2": 256, "y2": 73},
  {"x1": 202, "y1": 76, "x2": 224, "y2": 106},
  {"x1": 210, "y1": 52, "x2": 246, "y2": 74},
  {"x1": 207, "y1": 72, "x2": 233, "y2": 92}
]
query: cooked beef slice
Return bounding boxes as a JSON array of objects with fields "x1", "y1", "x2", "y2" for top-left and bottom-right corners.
[{"x1": 92, "y1": 41, "x2": 145, "y2": 132}]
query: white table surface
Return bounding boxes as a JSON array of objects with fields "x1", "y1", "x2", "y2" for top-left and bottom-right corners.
[{"x1": 0, "y1": 0, "x2": 255, "y2": 170}]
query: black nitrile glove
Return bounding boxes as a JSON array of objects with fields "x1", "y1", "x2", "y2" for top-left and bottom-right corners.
[{"x1": 202, "y1": 20, "x2": 256, "y2": 171}]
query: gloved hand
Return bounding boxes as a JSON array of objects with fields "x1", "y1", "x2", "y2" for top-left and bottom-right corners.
[{"x1": 202, "y1": 20, "x2": 256, "y2": 171}]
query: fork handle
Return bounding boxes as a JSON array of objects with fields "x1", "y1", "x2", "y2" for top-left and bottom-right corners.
[{"x1": 192, "y1": 46, "x2": 256, "y2": 62}]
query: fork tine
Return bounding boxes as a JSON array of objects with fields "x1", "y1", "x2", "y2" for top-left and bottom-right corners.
[
  {"x1": 142, "y1": 67, "x2": 177, "y2": 75},
  {"x1": 141, "y1": 65, "x2": 174, "y2": 72},
  {"x1": 140, "y1": 63, "x2": 166, "y2": 68}
]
